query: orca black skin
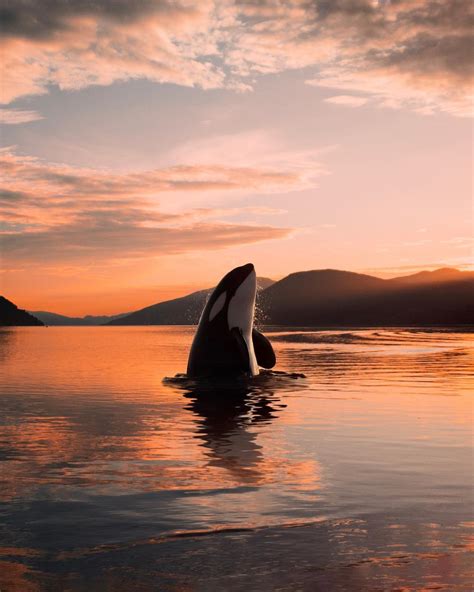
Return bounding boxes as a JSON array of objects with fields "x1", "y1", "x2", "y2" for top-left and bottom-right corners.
[{"x1": 187, "y1": 263, "x2": 276, "y2": 378}]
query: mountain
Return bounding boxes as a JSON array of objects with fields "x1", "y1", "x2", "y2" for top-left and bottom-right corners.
[
  {"x1": 0, "y1": 296, "x2": 44, "y2": 326},
  {"x1": 25, "y1": 269, "x2": 474, "y2": 328},
  {"x1": 254, "y1": 277, "x2": 275, "y2": 291},
  {"x1": 32, "y1": 311, "x2": 128, "y2": 326},
  {"x1": 262, "y1": 268, "x2": 474, "y2": 326},
  {"x1": 107, "y1": 277, "x2": 275, "y2": 326},
  {"x1": 260, "y1": 269, "x2": 386, "y2": 323},
  {"x1": 107, "y1": 289, "x2": 208, "y2": 326},
  {"x1": 388, "y1": 267, "x2": 474, "y2": 285}
]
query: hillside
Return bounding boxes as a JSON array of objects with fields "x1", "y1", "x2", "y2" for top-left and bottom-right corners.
[
  {"x1": 388, "y1": 267, "x2": 474, "y2": 285},
  {"x1": 107, "y1": 289, "x2": 209, "y2": 326},
  {"x1": 24, "y1": 269, "x2": 474, "y2": 327},
  {"x1": 260, "y1": 269, "x2": 387, "y2": 324},
  {"x1": 107, "y1": 277, "x2": 274, "y2": 326},
  {"x1": 262, "y1": 269, "x2": 474, "y2": 326},
  {"x1": 0, "y1": 296, "x2": 44, "y2": 326}
]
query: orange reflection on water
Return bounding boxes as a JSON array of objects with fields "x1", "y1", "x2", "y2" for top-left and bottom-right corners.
[
  {"x1": 0, "y1": 328, "x2": 472, "y2": 502},
  {"x1": 0, "y1": 325, "x2": 473, "y2": 592},
  {"x1": 0, "y1": 558, "x2": 41, "y2": 592}
]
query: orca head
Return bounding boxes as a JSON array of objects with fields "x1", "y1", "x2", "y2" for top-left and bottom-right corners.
[
  {"x1": 204, "y1": 263, "x2": 256, "y2": 330},
  {"x1": 188, "y1": 263, "x2": 260, "y2": 377}
]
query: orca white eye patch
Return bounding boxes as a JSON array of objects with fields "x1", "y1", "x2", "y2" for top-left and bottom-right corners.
[{"x1": 208, "y1": 291, "x2": 226, "y2": 321}]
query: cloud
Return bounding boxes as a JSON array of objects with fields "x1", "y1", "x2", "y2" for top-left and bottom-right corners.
[
  {"x1": 0, "y1": 139, "x2": 322, "y2": 226},
  {"x1": 0, "y1": 108, "x2": 43, "y2": 124},
  {"x1": 236, "y1": 1, "x2": 473, "y2": 116},
  {"x1": 0, "y1": 1, "x2": 161, "y2": 39},
  {"x1": 402, "y1": 239, "x2": 433, "y2": 247},
  {"x1": 0, "y1": 0, "x2": 225, "y2": 104},
  {"x1": 164, "y1": 129, "x2": 327, "y2": 190},
  {"x1": 0, "y1": 1, "x2": 471, "y2": 117},
  {"x1": 301, "y1": 1, "x2": 474, "y2": 116},
  {"x1": 441, "y1": 236, "x2": 474, "y2": 248},
  {"x1": 324, "y1": 95, "x2": 369, "y2": 107},
  {"x1": 188, "y1": 206, "x2": 287, "y2": 219},
  {"x1": 1, "y1": 218, "x2": 291, "y2": 265},
  {"x1": 0, "y1": 149, "x2": 298, "y2": 268}
]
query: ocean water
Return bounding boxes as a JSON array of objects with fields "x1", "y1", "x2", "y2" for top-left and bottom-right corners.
[{"x1": 0, "y1": 326, "x2": 472, "y2": 591}]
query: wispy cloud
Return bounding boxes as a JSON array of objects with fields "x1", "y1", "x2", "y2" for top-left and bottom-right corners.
[
  {"x1": 164, "y1": 129, "x2": 327, "y2": 189},
  {"x1": 1, "y1": 218, "x2": 291, "y2": 265},
  {"x1": 0, "y1": 145, "x2": 314, "y2": 196},
  {"x1": 323, "y1": 95, "x2": 369, "y2": 108},
  {"x1": 1, "y1": 1, "x2": 471, "y2": 117},
  {"x1": 0, "y1": 149, "x2": 301, "y2": 268},
  {"x1": 441, "y1": 236, "x2": 474, "y2": 248},
  {"x1": 402, "y1": 239, "x2": 433, "y2": 247},
  {"x1": 0, "y1": 108, "x2": 43, "y2": 124}
]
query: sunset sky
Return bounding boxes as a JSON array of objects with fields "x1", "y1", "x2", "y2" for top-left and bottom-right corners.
[{"x1": 1, "y1": 0, "x2": 472, "y2": 315}]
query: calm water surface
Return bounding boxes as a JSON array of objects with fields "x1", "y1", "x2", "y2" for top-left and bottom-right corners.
[{"x1": 0, "y1": 326, "x2": 473, "y2": 591}]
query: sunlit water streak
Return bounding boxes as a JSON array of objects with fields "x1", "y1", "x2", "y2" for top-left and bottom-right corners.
[{"x1": 0, "y1": 326, "x2": 472, "y2": 591}]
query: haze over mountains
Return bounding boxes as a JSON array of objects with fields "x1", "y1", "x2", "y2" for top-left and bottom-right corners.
[
  {"x1": 31, "y1": 311, "x2": 128, "y2": 326},
  {"x1": 2, "y1": 268, "x2": 472, "y2": 327}
]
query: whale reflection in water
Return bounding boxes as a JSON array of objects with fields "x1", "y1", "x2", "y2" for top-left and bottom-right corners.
[
  {"x1": 186, "y1": 387, "x2": 278, "y2": 482},
  {"x1": 164, "y1": 371, "x2": 305, "y2": 485}
]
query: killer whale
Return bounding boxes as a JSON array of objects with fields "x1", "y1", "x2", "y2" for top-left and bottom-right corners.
[{"x1": 187, "y1": 263, "x2": 276, "y2": 378}]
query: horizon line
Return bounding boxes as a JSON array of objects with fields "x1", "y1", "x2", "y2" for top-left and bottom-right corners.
[{"x1": 4, "y1": 264, "x2": 473, "y2": 319}]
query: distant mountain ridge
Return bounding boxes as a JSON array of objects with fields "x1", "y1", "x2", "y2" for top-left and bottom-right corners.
[
  {"x1": 106, "y1": 277, "x2": 275, "y2": 326},
  {"x1": 0, "y1": 296, "x2": 44, "y2": 326},
  {"x1": 261, "y1": 268, "x2": 474, "y2": 326},
  {"x1": 11, "y1": 268, "x2": 474, "y2": 327},
  {"x1": 32, "y1": 311, "x2": 128, "y2": 326},
  {"x1": 388, "y1": 267, "x2": 472, "y2": 284},
  {"x1": 107, "y1": 289, "x2": 209, "y2": 326},
  {"x1": 107, "y1": 268, "x2": 473, "y2": 327}
]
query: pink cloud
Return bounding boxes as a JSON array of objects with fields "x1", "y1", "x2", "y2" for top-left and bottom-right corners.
[
  {"x1": 0, "y1": 108, "x2": 44, "y2": 124},
  {"x1": 1, "y1": 219, "x2": 292, "y2": 266},
  {"x1": 0, "y1": 149, "x2": 310, "y2": 229},
  {"x1": 0, "y1": 2, "x2": 224, "y2": 104},
  {"x1": 0, "y1": 149, "x2": 298, "y2": 268},
  {"x1": 323, "y1": 95, "x2": 369, "y2": 107},
  {"x1": 0, "y1": 1, "x2": 471, "y2": 117},
  {"x1": 233, "y1": 1, "x2": 472, "y2": 116}
]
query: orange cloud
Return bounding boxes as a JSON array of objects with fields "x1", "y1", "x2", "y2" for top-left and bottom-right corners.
[
  {"x1": 0, "y1": 1, "x2": 471, "y2": 117},
  {"x1": 235, "y1": 1, "x2": 473, "y2": 116},
  {"x1": 324, "y1": 95, "x2": 369, "y2": 107},
  {"x1": 0, "y1": 1, "x2": 224, "y2": 104},
  {"x1": 0, "y1": 149, "x2": 300, "y2": 268},
  {"x1": 0, "y1": 149, "x2": 306, "y2": 200},
  {"x1": 0, "y1": 108, "x2": 43, "y2": 124},
  {"x1": 2, "y1": 219, "x2": 292, "y2": 264}
]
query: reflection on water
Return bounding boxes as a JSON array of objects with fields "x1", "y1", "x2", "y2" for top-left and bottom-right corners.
[
  {"x1": 0, "y1": 326, "x2": 473, "y2": 591},
  {"x1": 171, "y1": 373, "x2": 303, "y2": 487},
  {"x1": 183, "y1": 382, "x2": 280, "y2": 485}
]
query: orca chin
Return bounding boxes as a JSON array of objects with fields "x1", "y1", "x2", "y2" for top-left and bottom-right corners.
[{"x1": 186, "y1": 264, "x2": 276, "y2": 379}]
